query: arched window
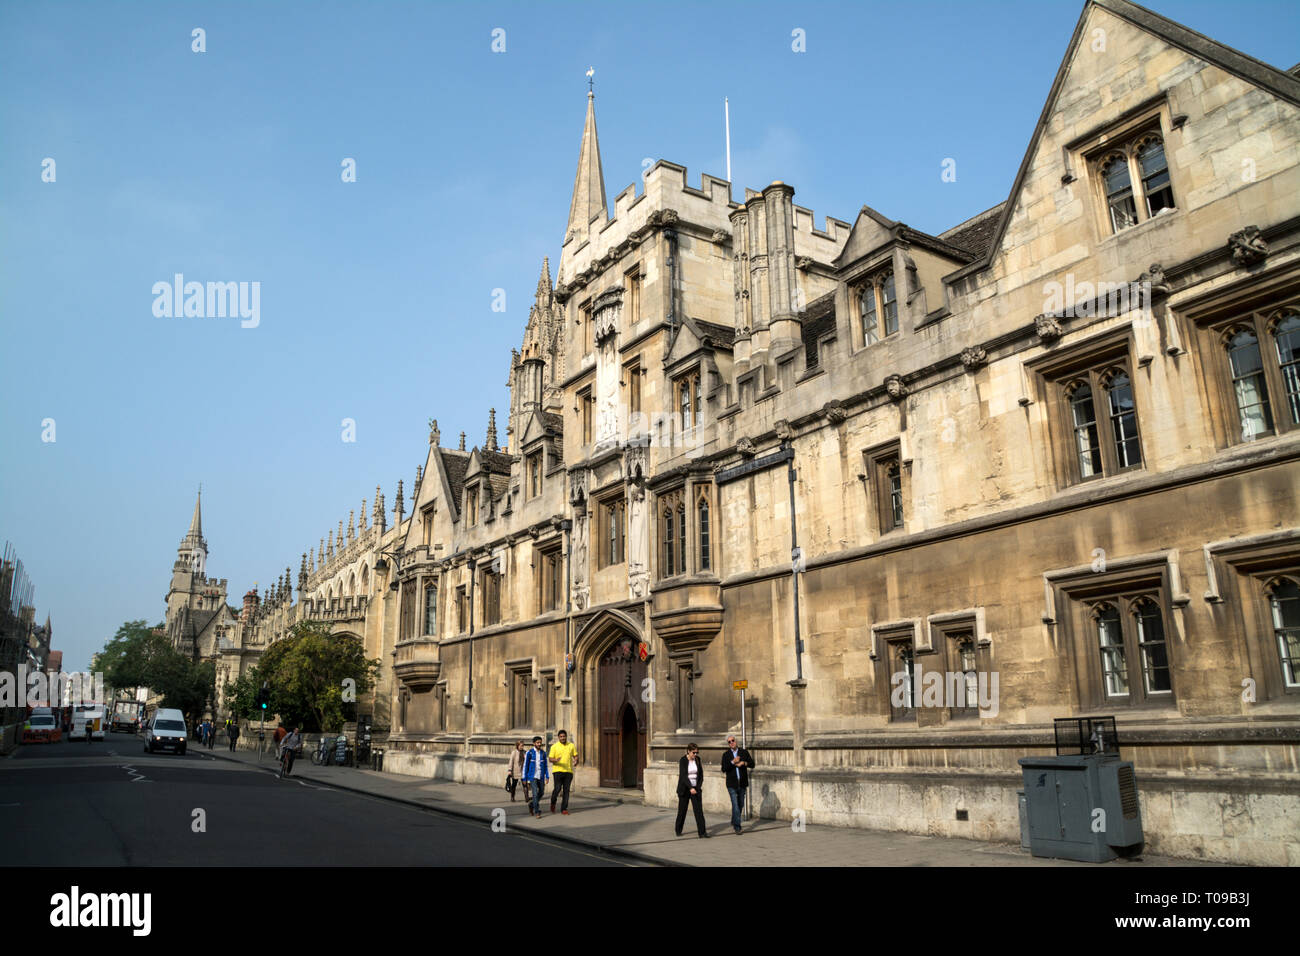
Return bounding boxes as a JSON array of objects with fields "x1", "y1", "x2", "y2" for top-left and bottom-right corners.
[
  {"x1": 859, "y1": 280, "x2": 878, "y2": 345},
  {"x1": 1268, "y1": 578, "x2": 1300, "y2": 688},
  {"x1": 1225, "y1": 326, "x2": 1274, "y2": 440},
  {"x1": 880, "y1": 272, "x2": 898, "y2": 336},
  {"x1": 1094, "y1": 603, "x2": 1128, "y2": 697},
  {"x1": 1067, "y1": 379, "x2": 1102, "y2": 478},
  {"x1": 677, "y1": 503, "x2": 687, "y2": 574},
  {"x1": 1135, "y1": 136, "x2": 1174, "y2": 217},
  {"x1": 1272, "y1": 312, "x2": 1300, "y2": 426},
  {"x1": 361, "y1": 565, "x2": 369, "y2": 589},
  {"x1": 697, "y1": 494, "x2": 711, "y2": 572},
  {"x1": 1101, "y1": 153, "x2": 1136, "y2": 232},
  {"x1": 663, "y1": 509, "x2": 675, "y2": 577},
  {"x1": 1102, "y1": 368, "x2": 1141, "y2": 469},
  {"x1": 1132, "y1": 597, "x2": 1171, "y2": 695}
]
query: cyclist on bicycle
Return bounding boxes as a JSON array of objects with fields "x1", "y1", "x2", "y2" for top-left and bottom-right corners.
[{"x1": 278, "y1": 726, "x2": 302, "y2": 777}]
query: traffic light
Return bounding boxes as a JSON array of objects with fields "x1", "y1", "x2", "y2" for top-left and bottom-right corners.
[{"x1": 257, "y1": 682, "x2": 269, "y2": 711}]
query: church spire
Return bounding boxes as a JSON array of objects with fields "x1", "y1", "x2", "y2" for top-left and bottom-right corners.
[
  {"x1": 563, "y1": 83, "x2": 607, "y2": 254},
  {"x1": 188, "y1": 488, "x2": 203, "y2": 540}
]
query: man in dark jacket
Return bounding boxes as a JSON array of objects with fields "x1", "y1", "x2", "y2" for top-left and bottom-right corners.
[
  {"x1": 721, "y1": 734, "x2": 755, "y2": 834},
  {"x1": 227, "y1": 719, "x2": 240, "y2": 751}
]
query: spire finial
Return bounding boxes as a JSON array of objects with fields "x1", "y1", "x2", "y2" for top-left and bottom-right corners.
[
  {"x1": 486, "y1": 408, "x2": 498, "y2": 452},
  {"x1": 459, "y1": 431, "x2": 466, "y2": 452},
  {"x1": 429, "y1": 418, "x2": 440, "y2": 447},
  {"x1": 586, "y1": 66, "x2": 594, "y2": 94}
]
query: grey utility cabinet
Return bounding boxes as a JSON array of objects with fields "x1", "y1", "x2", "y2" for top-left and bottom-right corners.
[{"x1": 1018, "y1": 717, "x2": 1144, "y2": 863}]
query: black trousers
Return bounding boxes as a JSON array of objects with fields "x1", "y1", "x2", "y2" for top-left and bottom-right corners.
[
  {"x1": 675, "y1": 791, "x2": 707, "y2": 836},
  {"x1": 551, "y1": 772, "x2": 573, "y2": 811}
]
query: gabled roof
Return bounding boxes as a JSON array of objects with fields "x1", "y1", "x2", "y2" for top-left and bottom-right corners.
[
  {"x1": 938, "y1": 202, "x2": 1006, "y2": 258},
  {"x1": 520, "y1": 410, "x2": 564, "y2": 449},
  {"x1": 946, "y1": 0, "x2": 1300, "y2": 283},
  {"x1": 834, "y1": 205, "x2": 976, "y2": 270},
  {"x1": 694, "y1": 320, "x2": 737, "y2": 348},
  {"x1": 440, "y1": 450, "x2": 470, "y2": 511}
]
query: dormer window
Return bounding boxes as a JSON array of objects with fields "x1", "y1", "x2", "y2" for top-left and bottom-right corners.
[
  {"x1": 675, "y1": 371, "x2": 701, "y2": 430},
  {"x1": 527, "y1": 452, "x2": 542, "y2": 499},
  {"x1": 858, "y1": 270, "x2": 898, "y2": 346}
]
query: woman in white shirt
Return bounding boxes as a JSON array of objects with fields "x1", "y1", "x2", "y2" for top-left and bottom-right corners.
[{"x1": 674, "y1": 743, "x2": 710, "y2": 838}]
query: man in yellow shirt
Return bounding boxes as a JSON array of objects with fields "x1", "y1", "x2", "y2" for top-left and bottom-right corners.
[{"x1": 548, "y1": 730, "x2": 579, "y2": 814}]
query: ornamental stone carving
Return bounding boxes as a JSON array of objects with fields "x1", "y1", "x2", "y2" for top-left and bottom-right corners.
[
  {"x1": 960, "y1": 346, "x2": 987, "y2": 371},
  {"x1": 1035, "y1": 313, "x2": 1063, "y2": 344},
  {"x1": 774, "y1": 420, "x2": 794, "y2": 442},
  {"x1": 885, "y1": 374, "x2": 909, "y2": 400},
  {"x1": 569, "y1": 470, "x2": 588, "y2": 506},
  {"x1": 1228, "y1": 226, "x2": 1268, "y2": 266},
  {"x1": 1139, "y1": 262, "x2": 1172, "y2": 298},
  {"x1": 822, "y1": 400, "x2": 848, "y2": 424},
  {"x1": 712, "y1": 229, "x2": 730, "y2": 243},
  {"x1": 796, "y1": 256, "x2": 814, "y2": 270},
  {"x1": 736, "y1": 436, "x2": 757, "y2": 457}
]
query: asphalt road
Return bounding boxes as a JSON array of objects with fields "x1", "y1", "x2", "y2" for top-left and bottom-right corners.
[{"x1": 1, "y1": 735, "x2": 630, "y2": 867}]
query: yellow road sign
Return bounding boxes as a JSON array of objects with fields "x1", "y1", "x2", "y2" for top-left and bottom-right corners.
[{"x1": 732, "y1": 680, "x2": 748, "y2": 690}]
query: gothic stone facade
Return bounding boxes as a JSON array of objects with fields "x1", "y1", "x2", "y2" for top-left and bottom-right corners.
[{"x1": 210, "y1": 0, "x2": 1300, "y2": 863}]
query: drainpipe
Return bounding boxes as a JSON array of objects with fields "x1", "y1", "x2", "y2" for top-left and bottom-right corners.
[
  {"x1": 785, "y1": 441, "x2": 808, "y2": 781},
  {"x1": 665, "y1": 228, "x2": 678, "y2": 341},
  {"x1": 561, "y1": 519, "x2": 573, "y2": 697},
  {"x1": 467, "y1": 557, "x2": 477, "y2": 709},
  {"x1": 786, "y1": 442, "x2": 804, "y2": 681}
]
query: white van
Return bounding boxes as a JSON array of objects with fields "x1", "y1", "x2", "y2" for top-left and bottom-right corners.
[{"x1": 144, "y1": 708, "x2": 188, "y2": 755}]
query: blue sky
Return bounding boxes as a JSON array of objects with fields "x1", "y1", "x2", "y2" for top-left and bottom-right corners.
[{"x1": 2, "y1": 0, "x2": 1297, "y2": 671}]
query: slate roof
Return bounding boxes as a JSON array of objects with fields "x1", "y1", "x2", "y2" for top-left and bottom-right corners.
[
  {"x1": 938, "y1": 203, "x2": 1006, "y2": 258},
  {"x1": 440, "y1": 450, "x2": 470, "y2": 506},
  {"x1": 479, "y1": 449, "x2": 515, "y2": 475},
  {"x1": 694, "y1": 320, "x2": 737, "y2": 347},
  {"x1": 802, "y1": 293, "x2": 837, "y2": 370},
  {"x1": 539, "y1": 412, "x2": 564, "y2": 435}
]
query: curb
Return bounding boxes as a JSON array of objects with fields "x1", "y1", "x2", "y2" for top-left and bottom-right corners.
[{"x1": 202, "y1": 749, "x2": 678, "y2": 867}]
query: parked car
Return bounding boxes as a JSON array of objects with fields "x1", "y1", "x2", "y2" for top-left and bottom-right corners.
[
  {"x1": 143, "y1": 708, "x2": 187, "y2": 755},
  {"x1": 22, "y1": 712, "x2": 61, "y2": 744}
]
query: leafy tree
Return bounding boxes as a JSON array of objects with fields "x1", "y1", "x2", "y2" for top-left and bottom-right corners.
[
  {"x1": 258, "y1": 621, "x2": 380, "y2": 734},
  {"x1": 92, "y1": 621, "x2": 215, "y2": 727},
  {"x1": 222, "y1": 667, "x2": 263, "y2": 722}
]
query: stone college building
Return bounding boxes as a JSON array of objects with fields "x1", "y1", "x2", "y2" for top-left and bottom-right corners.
[{"x1": 178, "y1": 0, "x2": 1300, "y2": 863}]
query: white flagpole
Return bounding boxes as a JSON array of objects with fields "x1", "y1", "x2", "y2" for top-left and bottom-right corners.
[{"x1": 725, "y1": 97, "x2": 732, "y2": 184}]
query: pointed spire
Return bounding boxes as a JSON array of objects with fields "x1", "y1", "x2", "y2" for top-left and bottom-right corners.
[
  {"x1": 319, "y1": 537, "x2": 325, "y2": 565},
  {"x1": 309, "y1": 549, "x2": 316, "y2": 574},
  {"x1": 374, "y1": 485, "x2": 383, "y2": 524},
  {"x1": 188, "y1": 488, "x2": 203, "y2": 539},
  {"x1": 299, "y1": 554, "x2": 308, "y2": 590},
  {"x1": 486, "y1": 408, "x2": 498, "y2": 452},
  {"x1": 285, "y1": 567, "x2": 292, "y2": 600},
  {"x1": 347, "y1": 510, "x2": 355, "y2": 541},
  {"x1": 327, "y1": 529, "x2": 334, "y2": 558},
  {"x1": 536, "y1": 257, "x2": 552, "y2": 298},
  {"x1": 378, "y1": 493, "x2": 386, "y2": 532},
  {"x1": 459, "y1": 432, "x2": 466, "y2": 452},
  {"x1": 361, "y1": 498, "x2": 368, "y2": 531},
  {"x1": 337, "y1": 519, "x2": 344, "y2": 549},
  {"x1": 564, "y1": 85, "x2": 608, "y2": 251},
  {"x1": 394, "y1": 480, "x2": 405, "y2": 523},
  {"x1": 429, "y1": 418, "x2": 440, "y2": 447}
]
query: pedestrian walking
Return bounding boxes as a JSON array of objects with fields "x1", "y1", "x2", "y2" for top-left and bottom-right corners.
[
  {"x1": 674, "y1": 742, "x2": 709, "y2": 838},
  {"x1": 721, "y1": 734, "x2": 755, "y2": 834},
  {"x1": 506, "y1": 739, "x2": 526, "y2": 802},
  {"x1": 521, "y1": 736, "x2": 549, "y2": 818},
  {"x1": 548, "y1": 729, "x2": 578, "y2": 815},
  {"x1": 227, "y1": 719, "x2": 240, "y2": 752},
  {"x1": 206, "y1": 720, "x2": 215, "y2": 749}
]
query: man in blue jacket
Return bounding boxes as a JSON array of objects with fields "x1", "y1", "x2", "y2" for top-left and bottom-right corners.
[{"x1": 521, "y1": 736, "x2": 550, "y2": 818}]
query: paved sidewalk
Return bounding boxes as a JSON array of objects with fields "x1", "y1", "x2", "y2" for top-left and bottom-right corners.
[{"x1": 201, "y1": 746, "x2": 1222, "y2": 867}]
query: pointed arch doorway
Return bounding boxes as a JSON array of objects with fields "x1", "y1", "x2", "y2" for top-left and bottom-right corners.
[{"x1": 577, "y1": 610, "x2": 648, "y2": 790}]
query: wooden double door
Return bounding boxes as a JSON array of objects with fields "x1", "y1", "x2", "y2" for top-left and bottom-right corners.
[{"x1": 598, "y1": 636, "x2": 647, "y2": 788}]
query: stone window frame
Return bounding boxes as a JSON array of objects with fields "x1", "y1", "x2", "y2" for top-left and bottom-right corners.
[
  {"x1": 623, "y1": 355, "x2": 643, "y2": 418},
  {"x1": 465, "y1": 484, "x2": 480, "y2": 527},
  {"x1": 927, "y1": 608, "x2": 993, "y2": 721},
  {"x1": 421, "y1": 503, "x2": 435, "y2": 547},
  {"x1": 1070, "y1": 103, "x2": 1180, "y2": 239},
  {"x1": 674, "y1": 660, "x2": 696, "y2": 731},
  {"x1": 1199, "y1": 301, "x2": 1300, "y2": 446},
  {"x1": 856, "y1": 268, "x2": 899, "y2": 347},
  {"x1": 481, "y1": 559, "x2": 503, "y2": 627},
  {"x1": 399, "y1": 578, "x2": 417, "y2": 642},
  {"x1": 422, "y1": 580, "x2": 438, "y2": 638},
  {"x1": 595, "y1": 488, "x2": 626, "y2": 570},
  {"x1": 1044, "y1": 554, "x2": 1188, "y2": 712},
  {"x1": 432, "y1": 679, "x2": 449, "y2": 732},
  {"x1": 674, "y1": 367, "x2": 702, "y2": 432},
  {"x1": 1202, "y1": 530, "x2": 1300, "y2": 703},
  {"x1": 624, "y1": 264, "x2": 643, "y2": 326},
  {"x1": 695, "y1": 485, "x2": 713, "y2": 573},
  {"x1": 579, "y1": 297, "x2": 594, "y2": 355},
  {"x1": 577, "y1": 385, "x2": 593, "y2": 446},
  {"x1": 535, "y1": 539, "x2": 563, "y2": 614},
  {"x1": 455, "y1": 584, "x2": 469, "y2": 634},
  {"x1": 505, "y1": 658, "x2": 535, "y2": 731},
  {"x1": 658, "y1": 485, "x2": 687, "y2": 580},
  {"x1": 1026, "y1": 327, "x2": 1146, "y2": 490},
  {"x1": 870, "y1": 620, "x2": 922, "y2": 723},
  {"x1": 540, "y1": 667, "x2": 558, "y2": 730},
  {"x1": 862, "y1": 440, "x2": 906, "y2": 536},
  {"x1": 526, "y1": 451, "x2": 544, "y2": 499}
]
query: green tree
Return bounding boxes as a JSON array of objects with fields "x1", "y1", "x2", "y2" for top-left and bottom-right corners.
[
  {"x1": 258, "y1": 621, "x2": 380, "y2": 733},
  {"x1": 92, "y1": 621, "x2": 215, "y2": 727}
]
